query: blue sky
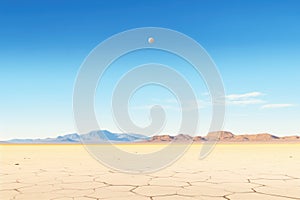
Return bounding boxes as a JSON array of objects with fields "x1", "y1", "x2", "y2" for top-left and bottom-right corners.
[{"x1": 0, "y1": 0, "x2": 300, "y2": 139}]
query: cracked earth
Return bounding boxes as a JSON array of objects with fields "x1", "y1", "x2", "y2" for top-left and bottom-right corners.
[{"x1": 1, "y1": 144, "x2": 300, "y2": 200}]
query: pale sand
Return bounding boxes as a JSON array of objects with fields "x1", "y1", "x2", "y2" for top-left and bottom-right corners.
[{"x1": 1, "y1": 144, "x2": 300, "y2": 200}]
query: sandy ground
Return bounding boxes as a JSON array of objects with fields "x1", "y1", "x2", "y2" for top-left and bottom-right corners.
[{"x1": 1, "y1": 144, "x2": 300, "y2": 200}]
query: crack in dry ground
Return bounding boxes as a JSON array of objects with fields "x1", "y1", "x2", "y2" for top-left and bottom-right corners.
[
  {"x1": 1, "y1": 144, "x2": 300, "y2": 199},
  {"x1": 3, "y1": 173, "x2": 298, "y2": 200}
]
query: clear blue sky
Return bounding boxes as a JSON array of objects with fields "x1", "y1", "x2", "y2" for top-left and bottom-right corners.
[{"x1": 0, "y1": 0, "x2": 300, "y2": 139}]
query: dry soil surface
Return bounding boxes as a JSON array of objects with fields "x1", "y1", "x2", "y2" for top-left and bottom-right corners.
[{"x1": 1, "y1": 144, "x2": 300, "y2": 200}]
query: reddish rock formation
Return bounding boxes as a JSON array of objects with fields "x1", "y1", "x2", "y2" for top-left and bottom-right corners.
[
  {"x1": 205, "y1": 131, "x2": 234, "y2": 141},
  {"x1": 238, "y1": 133, "x2": 279, "y2": 141},
  {"x1": 148, "y1": 132, "x2": 300, "y2": 143},
  {"x1": 193, "y1": 136, "x2": 206, "y2": 141},
  {"x1": 174, "y1": 134, "x2": 193, "y2": 141},
  {"x1": 149, "y1": 135, "x2": 174, "y2": 142},
  {"x1": 280, "y1": 136, "x2": 300, "y2": 140}
]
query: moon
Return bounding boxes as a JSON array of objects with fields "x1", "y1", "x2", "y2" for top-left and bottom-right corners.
[{"x1": 148, "y1": 37, "x2": 154, "y2": 44}]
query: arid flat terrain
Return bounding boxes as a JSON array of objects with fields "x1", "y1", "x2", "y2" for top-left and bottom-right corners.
[{"x1": 1, "y1": 144, "x2": 300, "y2": 200}]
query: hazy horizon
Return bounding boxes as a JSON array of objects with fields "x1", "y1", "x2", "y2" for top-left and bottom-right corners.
[{"x1": 2, "y1": 129, "x2": 300, "y2": 141}]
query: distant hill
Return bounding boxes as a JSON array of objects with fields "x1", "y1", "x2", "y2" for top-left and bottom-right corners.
[
  {"x1": 1, "y1": 131, "x2": 299, "y2": 144},
  {"x1": 204, "y1": 131, "x2": 281, "y2": 142},
  {"x1": 148, "y1": 131, "x2": 300, "y2": 143},
  {"x1": 3, "y1": 130, "x2": 149, "y2": 144}
]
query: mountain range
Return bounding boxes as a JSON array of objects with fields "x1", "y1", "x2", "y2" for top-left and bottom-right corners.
[
  {"x1": 3, "y1": 130, "x2": 148, "y2": 144},
  {"x1": 1, "y1": 130, "x2": 300, "y2": 144},
  {"x1": 148, "y1": 131, "x2": 300, "y2": 142}
]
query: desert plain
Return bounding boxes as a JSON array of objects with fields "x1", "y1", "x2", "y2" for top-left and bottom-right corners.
[{"x1": 1, "y1": 143, "x2": 300, "y2": 200}]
